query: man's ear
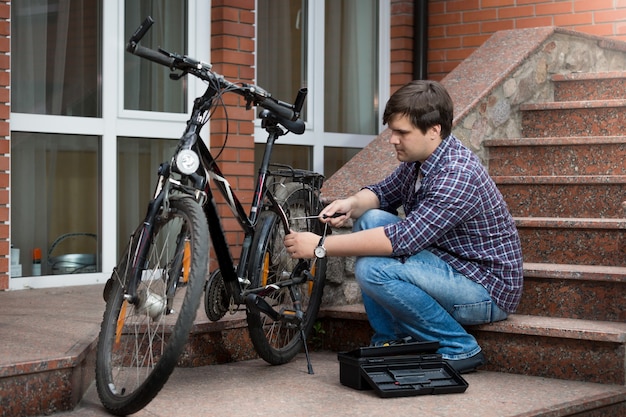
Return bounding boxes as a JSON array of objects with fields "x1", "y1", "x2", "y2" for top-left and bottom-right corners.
[{"x1": 430, "y1": 124, "x2": 442, "y2": 139}]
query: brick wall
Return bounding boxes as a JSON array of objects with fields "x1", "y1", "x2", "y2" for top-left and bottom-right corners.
[
  {"x1": 428, "y1": 0, "x2": 626, "y2": 81},
  {"x1": 209, "y1": 0, "x2": 256, "y2": 267},
  {"x1": 0, "y1": 1, "x2": 8, "y2": 290},
  {"x1": 390, "y1": 0, "x2": 416, "y2": 93}
]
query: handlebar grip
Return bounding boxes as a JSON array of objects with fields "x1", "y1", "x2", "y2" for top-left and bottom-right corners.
[
  {"x1": 130, "y1": 44, "x2": 175, "y2": 68},
  {"x1": 259, "y1": 98, "x2": 296, "y2": 121},
  {"x1": 129, "y1": 16, "x2": 154, "y2": 45},
  {"x1": 293, "y1": 88, "x2": 307, "y2": 114}
]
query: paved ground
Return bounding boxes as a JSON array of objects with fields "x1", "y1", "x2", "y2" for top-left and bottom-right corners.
[
  {"x1": 56, "y1": 351, "x2": 626, "y2": 417},
  {"x1": 1, "y1": 285, "x2": 625, "y2": 417}
]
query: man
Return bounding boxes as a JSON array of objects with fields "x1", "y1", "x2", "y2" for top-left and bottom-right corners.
[{"x1": 284, "y1": 80, "x2": 523, "y2": 374}]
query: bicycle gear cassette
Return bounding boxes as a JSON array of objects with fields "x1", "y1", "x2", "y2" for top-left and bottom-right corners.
[{"x1": 204, "y1": 269, "x2": 230, "y2": 321}]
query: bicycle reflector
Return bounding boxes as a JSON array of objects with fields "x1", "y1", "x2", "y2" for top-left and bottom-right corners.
[{"x1": 175, "y1": 149, "x2": 200, "y2": 175}]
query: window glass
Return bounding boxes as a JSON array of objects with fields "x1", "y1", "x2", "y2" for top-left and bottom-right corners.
[
  {"x1": 117, "y1": 137, "x2": 177, "y2": 257},
  {"x1": 324, "y1": 147, "x2": 360, "y2": 178},
  {"x1": 257, "y1": 0, "x2": 307, "y2": 119},
  {"x1": 11, "y1": 0, "x2": 102, "y2": 116},
  {"x1": 124, "y1": 1, "x2": 188, "y2": 113},
  {"x1": 325, "y1": 0, "x2": 379, "y2": 134},
  {"x1": 255, "y1": 143, "x2": 312, "y2": 172},
  {"x1": 11, "y1": 133, "x2": 100, "y2": 276}
]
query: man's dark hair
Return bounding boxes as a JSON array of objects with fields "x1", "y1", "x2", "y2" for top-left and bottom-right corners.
[{"x1": 382, "y1": 80, "x2": 453, "y2": 139}]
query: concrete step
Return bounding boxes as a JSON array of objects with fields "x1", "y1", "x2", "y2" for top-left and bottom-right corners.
[
  {"x1": 493, "y1": 175, "x2": 626, "y2": 218},
  {"x1": 552, "y1": 72, "x2": 626, "y2": 102},
  {"x1": 318, "y1": 305, "x2": 626, "y2": 385},
  {"x1": 520, "y1": 99, "x2": 626, "y2": 137},
  {"x1": 485, "y1": 136, "x2": 626, "y2": 177},
  {"x1": 518, "y1": 262, "x2": 626, "y2": 322},
  {"x1": 515, "y1": 217, "x2": 626, "y2": 266}
]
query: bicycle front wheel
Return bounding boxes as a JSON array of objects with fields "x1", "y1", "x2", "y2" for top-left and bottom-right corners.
[
  {"x1": 246, "y1": 182, "x2": 327, "y2": 365},
  {"x1": 95, "y1": 196, "x2": 209, "y2": 416}
]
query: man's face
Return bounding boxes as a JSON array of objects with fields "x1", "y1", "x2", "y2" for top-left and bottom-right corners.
[{"x1": 387, "y1": 114, "x2": 442, "y2": 163}]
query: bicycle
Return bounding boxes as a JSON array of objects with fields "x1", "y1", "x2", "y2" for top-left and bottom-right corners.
[{"x1": 95, "y1": 17, "x2": 329, "y2": 416}]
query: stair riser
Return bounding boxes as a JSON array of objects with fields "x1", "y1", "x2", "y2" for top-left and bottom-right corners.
[
  {"x1": 518, "y1": 227, "x2": 625, "y2": 266},
  {"x1": 317, "y1": 316, "x2": 626, "y2": 385},
  {"x1": 488, "y1": 144, "x2": 626, "y2": 176},
  {"x1": 554, "y1": 79, "x2": 626, "y2": 102},
  {"x1": 517, "y1": 278, "x2": 626, "y2": 322},
  {"x1": 178, "y1": 326, "x2": 257, "y2": 367},
  {"x1": 471, "y1": 331, "x2": 625, "y2": 385},
  {"x1": 0, "y1": 348, "x2": 95, "y2": 417},
  {"x1": 522, "y1": 107, "x2": 626, "y2": 137},
  {"x1": 499, "y1": 183, "x2": 626, "y2": 218}
]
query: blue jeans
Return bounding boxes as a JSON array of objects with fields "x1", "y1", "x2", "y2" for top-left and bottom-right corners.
[{"x1": 353, "y1": 209, "x2": 508, "y2": 360}]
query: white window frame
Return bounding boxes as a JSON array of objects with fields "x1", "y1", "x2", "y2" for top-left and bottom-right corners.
[
  {"x1": 9, "y1": 0, "x2": 211, "y2": 289},
  {"x1": 253, "y1": 0, "x2": 390, "y2": 176}
]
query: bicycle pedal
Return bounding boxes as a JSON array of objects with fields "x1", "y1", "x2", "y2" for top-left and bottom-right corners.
[{"x1": 279, "y1": 309, "x2": 303, "y2": 325}]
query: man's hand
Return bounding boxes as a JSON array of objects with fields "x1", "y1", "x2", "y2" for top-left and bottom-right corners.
[{"x1": 284, "y1": 230, "x2": 321, "y2": 259}]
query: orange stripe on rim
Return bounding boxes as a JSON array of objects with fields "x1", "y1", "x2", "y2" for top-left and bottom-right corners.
[
  {"x1": 182, "y1": 240, "x2": 191, "y2": 283},
  {"x1": 115, "y1": 300, "x2": 128, "y2": 345},
  {"x1": 262, "y1": 252, "x2": 270, "y2": 287}
]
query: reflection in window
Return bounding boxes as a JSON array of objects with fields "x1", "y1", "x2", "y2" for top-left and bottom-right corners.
[
  {"x1": 324, "y1": 147, "x2": 360, "y2": 178},
  {"x1": 11, "y1": 0, "x2": 102, "y2": 116},
  {"x1": 124, "y1": 1, "x2": 188, "y2": 113},
  {"x1": 325, "y1": 0, "x2": 379, "y2": 134},
  {"x1": 255, "y1": 143, "x2": 312, "y2": 172},
  {"x1": 257, "y1": 0, "x2": 307, "y2": 120},
  {"x1": 11, "y1": 133, "x2": 100, "y2": 276},
  {"x1": 117, "y1": 137, "x2": 177, "y2": 258}
]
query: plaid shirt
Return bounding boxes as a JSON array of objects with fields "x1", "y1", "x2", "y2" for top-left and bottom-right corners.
[{"x1": 365, "y1": 135, "x2": 524, "y2": 313}]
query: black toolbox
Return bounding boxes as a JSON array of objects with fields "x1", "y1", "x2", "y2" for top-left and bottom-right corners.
[{"x1": 337, "y1": 341, "x2": 468, "y2": 397}]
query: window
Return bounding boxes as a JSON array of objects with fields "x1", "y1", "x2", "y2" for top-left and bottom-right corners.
[
  {"x1": 10, "y1": 0, "x2": 208, "y2": 289},
  {"x1": 11, "y1": 133, "x2": 100, "y2": 276},
  {"x1": 256, "y1": 0, "x2": 389, "y2": 177},
  {"x1": 12, "y1": 0, "x2": 101, "y2": 116}
]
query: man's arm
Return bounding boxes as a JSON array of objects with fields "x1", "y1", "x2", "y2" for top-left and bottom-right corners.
[
  {"x1": 284, "y1": 189, "x2": 393, "y2": 259},
  {"x1": 283, "y1": 226, "x2": 393, "y2": 259},
  {"x1": 321, "y1": 188, "x2": 381, "y2": 227}
]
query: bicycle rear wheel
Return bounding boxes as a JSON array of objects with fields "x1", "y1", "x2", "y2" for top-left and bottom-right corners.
[
  {"x1": 246, "y1": 182, "x2": 327, "y2": 365},
  {"x1": 95, "y1": 196, "x2": 208, "y2": 416}
]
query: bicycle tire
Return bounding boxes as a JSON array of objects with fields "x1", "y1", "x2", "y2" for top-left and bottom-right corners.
[
  {"x1": 95, "y1": 196, "x2": 209, "y2": 416},
  {"x1": 246, "y1": 182, "x2": 327, "y2": 365}
]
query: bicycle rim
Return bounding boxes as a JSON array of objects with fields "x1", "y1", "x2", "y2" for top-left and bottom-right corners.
[
  {"x1": 95, "y1": 197, "x2": 208, "y2": 415},
  {"x1": 246, "y1": 185, "x2": 327, "y2": 365}
]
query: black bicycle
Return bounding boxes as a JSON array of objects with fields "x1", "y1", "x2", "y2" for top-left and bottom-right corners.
[{"x1": 95, "y1": 17, "x2": 328, "y2": 416}]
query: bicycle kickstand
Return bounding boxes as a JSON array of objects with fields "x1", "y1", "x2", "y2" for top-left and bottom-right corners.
[{"x1": 300, "y1": 328, "x2": 314, "y2": 375}]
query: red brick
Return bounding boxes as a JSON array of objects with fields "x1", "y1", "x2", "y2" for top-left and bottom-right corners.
[
  {"x1": 576, "y1": 23, "x2": 615, "y2": 36},
  {"x1": 498, "y1": 5, "x2": 535, "y2": 19},
  {"x1": 463, "y1": 9, "x2": 498, "y2": 23},
  {"x1": 595, "y1": 9, "x2": 626, "y2": 24},
  {"x1": 515, "y1": 16, "x2": 554, "y2": 29},
  {"x1": 481, "y1": 0, "x2": 516, "y2": 8},
  {"x1": 430, "y1": 12, "x2": 462, "y2": 26},
  {"x1": 445, "y1": 0, "x2": 480, "y2": 12},
  {"x1": 536, "y1": 2, "x2": 574, "y2": 16},
  {"x1": 554, "y1": 12, "x2": 593, "y2": 26},
  {"x1": 481, "y1": 19, "x2": 515, "y2": 33},
  {"x1": 574, "y1": 0, "x2": 614, "y2": 12},
  {"x1": 430, "y1": 37, "x2": 462, "y2": 50},
  {"x1": 461, "y1": 34, "x2": 491, "y2": 48},
  {"x1": 446, "y1": 23, "x2": 480, "y2": 36}
]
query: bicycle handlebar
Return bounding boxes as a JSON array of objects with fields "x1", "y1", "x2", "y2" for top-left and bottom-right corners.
[{"x1": 126, "y1": 16, "x2": 306, "y2": 134}]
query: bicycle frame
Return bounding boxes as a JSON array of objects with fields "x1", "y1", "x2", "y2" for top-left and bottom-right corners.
[{"x1": 123, "y1": 80, "x2": 307, "y2": 312}]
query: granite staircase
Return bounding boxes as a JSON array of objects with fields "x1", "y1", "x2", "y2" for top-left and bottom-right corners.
[
  {"x1": 319, "y1": 72, "x2": 626, "y2": 394},
  {"x1": 476, "y1": 71, "x2": 626, "y2": 385}
]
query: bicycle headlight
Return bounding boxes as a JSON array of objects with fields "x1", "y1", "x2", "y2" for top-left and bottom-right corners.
[{"x1": 176, "y1": 149, "x2": 200, "y2": 175}]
